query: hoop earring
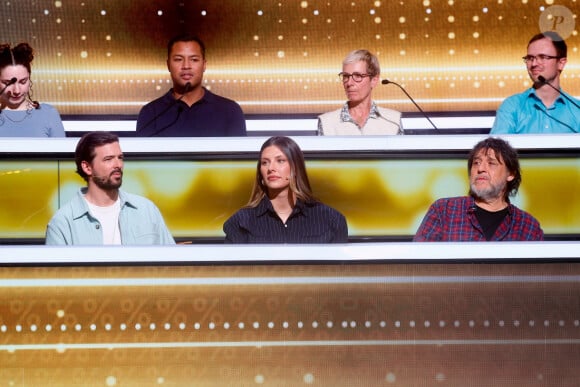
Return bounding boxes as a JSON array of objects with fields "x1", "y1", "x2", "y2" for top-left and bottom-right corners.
[
  {"x1": 27, "y1": 80, "x2": 40, "y2": 109},
  {"x1": 27, "y1": 80, "x2": 33, "y2": 100}
]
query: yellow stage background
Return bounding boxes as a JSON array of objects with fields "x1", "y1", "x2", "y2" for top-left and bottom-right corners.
[{"x1": 1, "y1": 156, "x2": 579, "y2": 241}]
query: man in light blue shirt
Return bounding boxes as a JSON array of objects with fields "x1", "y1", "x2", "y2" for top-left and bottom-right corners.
[
  {"x1": 491, "y1": 31, "x2": 579, "y2": 134},
  {"x1": 46, "y1": 132, "x2": 175, "y2": 245}
]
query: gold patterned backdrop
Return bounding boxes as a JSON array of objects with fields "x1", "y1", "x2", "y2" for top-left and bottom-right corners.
[{"x1": 0, "y1": 1, "x2": 578, "y2": 115}]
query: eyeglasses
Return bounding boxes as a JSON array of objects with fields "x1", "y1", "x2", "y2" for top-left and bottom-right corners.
[
  {"x1": 338, "y1": 72, "x2": 371, "y2": 83},
  {"x1": 522, "y1": 54, "x2": 560, "y2": 64}
]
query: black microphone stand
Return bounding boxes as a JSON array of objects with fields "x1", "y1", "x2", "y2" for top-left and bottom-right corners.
[
  {"x1": 137, "y1": 82, "x2": 192, "y2": 136},
  {"x1": 382, "y1": 79, "x2": 439, "y2": 132},
  {"x1": 0, "y1": 77, "x2": 17, "y2": 96},
  {"x1": 149, "y1": 106, "x2": 184, "y2": 137},
  {"x1": 537, "y1": 76, "x2": 580, "y2": 109}
]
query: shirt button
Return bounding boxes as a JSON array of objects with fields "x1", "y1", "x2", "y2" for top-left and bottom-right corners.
[{"x1": 96, "y1": 224, "x2": 100, "y2": 229}]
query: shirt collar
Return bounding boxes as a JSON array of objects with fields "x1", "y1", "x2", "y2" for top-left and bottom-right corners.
[
  {"x1": 256, "y1": 197, "x2": 307, "y2": 217},
  {"x1": 468, "y1": 195, "x2": 513, "y2": 215},
  {"x1": 255, "y1": 197, "x2": 272, "y2": 217},
  {"x1": 526, "y1": 87, "x2": 567, "y2": 106},
  {"x1": 339, "y1": 101, "x2": 381, "y2": 123},
  {"x1": 164, "y1": 87, "x2": 212, "y2": 105},
  {"x1": 73, "y1": 187, "x2": 137, "y2": 219}
]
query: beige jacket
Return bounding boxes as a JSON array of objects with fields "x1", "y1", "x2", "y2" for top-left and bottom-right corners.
[{"x1": 318, "y1": 106, "x2": 403, "y2": 135}]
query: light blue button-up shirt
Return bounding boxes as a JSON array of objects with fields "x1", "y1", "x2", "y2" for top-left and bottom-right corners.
[
  {"x1": 45, "y1": 188, "x2": 175, "y2": 245},
  {"x1": 490, "y1": 88, "x2": 579, "y2": 134}
]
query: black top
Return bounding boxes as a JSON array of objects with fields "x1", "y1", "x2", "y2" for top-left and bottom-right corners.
[
  {"x1": 475, "y1": 205, "x2": 509, "y2": 241},
  {"x1": 136, "y1": 88, "x2": 247, "y2": 137},
  {"x1": 223, "y1": 197, "x2": 348, "y2": 243}
]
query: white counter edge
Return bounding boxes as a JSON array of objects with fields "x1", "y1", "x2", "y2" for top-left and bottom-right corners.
[
  {"x1": 0, "y1": 242, "x2": 578, "y2": 264},
  {"x1": 1, "y1": 134, "x2": 580, "y2": 154}
]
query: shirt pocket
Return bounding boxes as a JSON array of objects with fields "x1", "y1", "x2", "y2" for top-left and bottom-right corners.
[{"x1": 128, "y1": 223, "x2": 163, "y2": 244}]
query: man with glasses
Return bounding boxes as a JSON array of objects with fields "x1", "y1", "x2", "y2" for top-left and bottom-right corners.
[
  {"x1": 318, "y1": 49, "x2": 403, "y2": 135},
  {"x1": 491, "y1": 31, "x2": 579, "y2": 134}
]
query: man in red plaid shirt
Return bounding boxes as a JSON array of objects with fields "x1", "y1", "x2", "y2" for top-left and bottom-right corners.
[{"x1": 414, "y1": 137, "x2": 544, "y2": 242}]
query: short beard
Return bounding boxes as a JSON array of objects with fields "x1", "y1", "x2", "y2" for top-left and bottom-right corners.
[
  {"x1": 469, "y1": 180, "x2": 504, "y2": 202},
  {"x1": 91, "y1": 172, "x2": 122, "y2": 191}
]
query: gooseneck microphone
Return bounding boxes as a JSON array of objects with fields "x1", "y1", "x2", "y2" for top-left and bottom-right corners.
[
  {"x1": 537, "y1": 76, "x2": 580, "y2": 109},
  {"x1": 138, "y1": 82, "x2": 192, "y2": 136},
  {"x1": 0, "y1": 77, "x2": 17, "y2": 96},
  {"x1": 382, "y1": 79, "x2": 439, "y2": 133}
]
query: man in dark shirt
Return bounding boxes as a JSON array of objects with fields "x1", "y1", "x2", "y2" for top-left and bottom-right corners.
[
  {"x1": 136, "y1": 34, "x2": 246, "y2": 137},
  {"x1": 414, "y1": 137, "x2": 543, "y2": 241}
]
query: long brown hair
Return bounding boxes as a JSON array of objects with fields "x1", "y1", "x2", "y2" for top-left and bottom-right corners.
[{"x1": 246, "y1": 136, "x2": 318, "y2": 207}]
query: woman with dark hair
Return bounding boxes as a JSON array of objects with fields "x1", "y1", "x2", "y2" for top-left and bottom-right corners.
[
  {"x1": 223, "y1": 136, "x2": 348, "y2": 243},
  {"x1": 0, "y1": 42, "x2": 65, "y2": 137}
]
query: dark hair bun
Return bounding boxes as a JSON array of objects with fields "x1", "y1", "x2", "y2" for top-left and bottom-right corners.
[
  {"x1": 12, "y1": 43, "x2": 34, "y2": 64},
  {"x1": 0, "y1": 42, "x2": 34, "y2": 70}
]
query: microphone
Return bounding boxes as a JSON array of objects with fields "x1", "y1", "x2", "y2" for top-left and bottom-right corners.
[
  {"x1": 532, "y1": 103, "x2": 576, "y2": 132},
  {"x1": 0, "y1": 77, "x2": 17, "y2": 95},
  {"x1": 137, "y1": 82, "x2": 192, "y2": 136},
  {"x1": 537, "y1": 76, "x2": 580, "y2": 109},
  {"x1": 149, "y1": 106, "x2": 184, "y2": 137},
  {"x1": 382, "y1": 79, "x2": 439, "y2": 133}
]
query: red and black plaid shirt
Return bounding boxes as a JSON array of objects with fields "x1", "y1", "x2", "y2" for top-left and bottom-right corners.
[{"x1": 413, "y1": 196, "x2": 544, "y2": 242}]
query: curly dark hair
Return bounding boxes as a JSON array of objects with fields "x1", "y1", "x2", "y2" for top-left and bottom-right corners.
[{"x1": 0, "y1": 42, "x2": 34, "y2": 74}]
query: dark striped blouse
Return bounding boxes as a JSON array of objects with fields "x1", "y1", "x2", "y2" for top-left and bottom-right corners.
[{"x1": 223, "y1": 198, "x2": 348, "y2": 243}]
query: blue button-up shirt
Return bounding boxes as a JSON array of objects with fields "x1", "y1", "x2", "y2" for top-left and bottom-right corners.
[
  {"x1": 491, "y1": 88, "x2": 579, "y2": 134},
  {"x1": 45, "y1": 188, "x2": 175, "y2": 245}
]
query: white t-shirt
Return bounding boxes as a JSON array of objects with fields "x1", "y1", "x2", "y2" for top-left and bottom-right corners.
[{"x1": 84, "y1": 197, "x2": 122, "y2": 245}]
